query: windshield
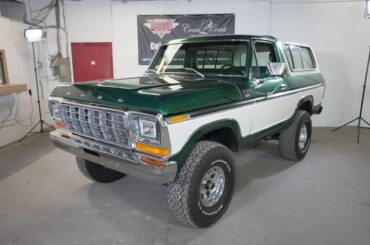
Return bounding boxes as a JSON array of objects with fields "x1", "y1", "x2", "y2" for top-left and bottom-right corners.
[{"x1": 149, "y1": 41, "x2": 249, "y2": 76}]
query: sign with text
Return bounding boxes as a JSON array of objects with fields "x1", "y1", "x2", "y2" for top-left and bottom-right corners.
[{"x1": 137, "y1": 14, "x2": 235, "y2": 65}]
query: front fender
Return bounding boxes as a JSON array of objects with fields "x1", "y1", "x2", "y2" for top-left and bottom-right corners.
[{"x1": 168, "y1": 119, "x2": 241, "y2": 168}]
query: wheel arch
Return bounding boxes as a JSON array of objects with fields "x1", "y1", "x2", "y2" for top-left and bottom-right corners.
[
  {"x1": 168, "y1": 119, "x2": 241, "y2": 167},
  {"x1": 297, "y1": 95, "x2": 314, "y2": 115}
]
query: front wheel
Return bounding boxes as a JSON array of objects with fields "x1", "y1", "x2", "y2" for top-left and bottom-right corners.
[
  {"x1": 167, "y1": 141, "x2": 235, "y2": 228},
  {"x1": 76, "y1": 157, "x2": 126, "y2": 183},
  {"x1": 279, "y1": 110, "x2": 312, "y2": 160}
]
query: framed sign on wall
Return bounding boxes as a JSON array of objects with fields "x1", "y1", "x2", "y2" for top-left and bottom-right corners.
[{"x1": 137, "y1": 14, "x2": 235, "y2": 65}]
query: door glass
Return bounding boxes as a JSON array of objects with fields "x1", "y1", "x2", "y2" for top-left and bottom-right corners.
[
  {"x1": 254, "y1": 42, "x2": 277, "y2": 78},
  {"x1": 250, "y1": 42, "x2": 283, "y2": 97},
  {"x1": 284, "y1": 44, "x2": 294, "y2": 70}
]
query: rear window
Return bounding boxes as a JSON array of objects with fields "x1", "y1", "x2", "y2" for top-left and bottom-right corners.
[{"x1": 284, "y1": 44, "x2": 316, "y2": 71}]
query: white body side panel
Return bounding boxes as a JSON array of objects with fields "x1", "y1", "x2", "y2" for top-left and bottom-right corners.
[{"x1": 167, "y1": 85, "x2": 325, "y2": 156}]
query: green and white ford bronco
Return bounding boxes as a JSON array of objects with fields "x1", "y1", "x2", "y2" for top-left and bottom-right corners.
[{"x1": 49, "y1": 35, "x2": 325, "y2": 228}]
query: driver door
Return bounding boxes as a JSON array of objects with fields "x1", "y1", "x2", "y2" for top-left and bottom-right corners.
[
  {"x1": 248, "y1": 40, "x2": 291, "y2": 134},
  {"x1": 249, "y1": 41, "x2": 288, "y2": 97}
]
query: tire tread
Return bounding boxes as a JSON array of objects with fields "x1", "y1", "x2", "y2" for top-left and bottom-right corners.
[{"x1": 167, "y1": 141, "x2": 234, "y2": 228}]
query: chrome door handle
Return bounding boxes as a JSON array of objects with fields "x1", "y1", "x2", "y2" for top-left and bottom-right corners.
[{"x1": 280, "y1": 84, "x2": 287, "y2": 89}]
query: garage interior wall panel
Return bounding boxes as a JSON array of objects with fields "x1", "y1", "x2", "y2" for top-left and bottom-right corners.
[
  {"x1": 270, "y1": 0, "x2": 370, "y2": 127},
  {"x1": 0, "y1": 17, "x2": 52, "y2": 147},
  {"x1": 64, "y1": 0, "x2": 271, "y2": 79}
]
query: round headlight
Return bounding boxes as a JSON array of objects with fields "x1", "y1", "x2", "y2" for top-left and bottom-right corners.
[{"x1": 49, "y1": 101, "x2": 61, "y2": 120}]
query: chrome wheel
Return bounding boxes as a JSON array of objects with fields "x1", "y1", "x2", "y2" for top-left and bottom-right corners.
[
  {"x1": 298, "y1": 124, "x2": 308, "y2": 150},
  {"x1": 200, "y1": 164, "x2": 226, "y2": 207}
]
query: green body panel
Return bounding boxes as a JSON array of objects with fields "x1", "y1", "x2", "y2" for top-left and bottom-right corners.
[
  {"x1": 285, "y1": 73, "x2": 325, "y2": 90},
  {"x1": 51, "y1": 76, "x2": 244, "y2": 116},
  {"x1": 250, "y1": 73, "x2": 325, "y2": 98}
]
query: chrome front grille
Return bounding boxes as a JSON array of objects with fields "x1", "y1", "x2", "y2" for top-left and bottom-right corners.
[{"x1": 60, "y1": 103, "x2": 129, "y2": 147}]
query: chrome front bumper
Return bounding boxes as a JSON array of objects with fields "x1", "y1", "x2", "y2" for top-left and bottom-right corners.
[{"x1": 50, "y1": 131, "x2": 177, "y2": 184}]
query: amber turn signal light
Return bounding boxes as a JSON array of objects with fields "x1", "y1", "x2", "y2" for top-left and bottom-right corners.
[
  {"x1": 135, "y1": 142, "x2": 170, "y2": 157},
  {"x1": 54, "y1": 121, "x2": 66, "y2": 129},
  {"x1": 167, "y1": 114, "x2": 190, "y2": 124},
  {"x1": 140, "y1": 156, "x2": 167, "y2": 167}
]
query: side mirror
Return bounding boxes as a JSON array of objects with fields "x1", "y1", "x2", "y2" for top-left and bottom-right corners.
[{"x1": 267, "y1": 62, "x2": 287, "y2": 77}]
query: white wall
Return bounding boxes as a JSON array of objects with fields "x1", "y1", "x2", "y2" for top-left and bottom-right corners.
[
  {"x1": 270, "y1": 0, "x2": 370, "y2": 127},
  {"x1": 65, "y1": 0, "x2": 271, "y2": 78},
  {"x1": 0, "y1": 17, "x2": 52, "y2": 147}
]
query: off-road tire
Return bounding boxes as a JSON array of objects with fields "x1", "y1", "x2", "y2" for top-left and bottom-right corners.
[
  {"x1": 167, "y1": 141, "x2": 235, "y2": 228},
  {"x1": 279, "y1": 110, "x2": 312, "y2": 160},
  {"x1": 76, "y1": 157, "x2": 126, "y2": 183}
]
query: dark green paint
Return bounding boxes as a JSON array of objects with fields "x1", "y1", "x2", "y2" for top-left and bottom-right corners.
[{"x1": 51, "y1": 76, "x2": 244, "y2": 116}]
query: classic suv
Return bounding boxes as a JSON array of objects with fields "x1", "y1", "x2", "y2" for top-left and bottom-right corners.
[{"x1": 49, "y1": 35, "x2": 325, "y2": 228}]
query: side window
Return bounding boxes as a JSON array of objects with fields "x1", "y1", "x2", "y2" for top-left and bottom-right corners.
[
  {"x1": 300, "y1": 47, "x2": 315, "y2": 69},
  {"x1": 284, "y1": 44, "x2": 294, "y2": 69},
  {"x1": 284, "y1": 44, "x2": 316, "y2": 71},
  {"x1": 290, "y1": 45, "x2": 303, "y2": 70},
  {"x1": 251, "y1": 42, "x2": 277, "y2": 78}
]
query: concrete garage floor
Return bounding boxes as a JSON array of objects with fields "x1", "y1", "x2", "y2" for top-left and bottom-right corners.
[{"x1": 0, "y1": 128, "x2": 370, "y2": 245}]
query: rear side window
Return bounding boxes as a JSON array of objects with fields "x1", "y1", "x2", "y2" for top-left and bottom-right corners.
[
  {"x1": 300, "y1": 47, "x2": 315, "y2": 69},
  {"x1": 284, "y1": 44, "x2": 316, "y2": 71}
]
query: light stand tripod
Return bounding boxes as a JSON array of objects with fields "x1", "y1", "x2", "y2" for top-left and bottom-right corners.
[
  {"x1": 332, "y1": 47, "x2": 370, "y2": 143},
  {"x1": 19, "y1": 42, "x2": 52, "y2": 142}
]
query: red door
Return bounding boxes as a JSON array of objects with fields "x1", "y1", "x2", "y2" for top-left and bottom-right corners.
[{"x1": 71, "y1": 42, "x2": 113, "y2": 83}]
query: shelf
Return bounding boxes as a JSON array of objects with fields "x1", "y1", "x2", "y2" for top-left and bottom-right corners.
[{"x1": 0, "y1": 84, "x2": 27, "y2": 96}]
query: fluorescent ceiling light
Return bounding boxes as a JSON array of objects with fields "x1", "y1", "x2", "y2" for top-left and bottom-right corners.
[{"x1": 24, "y1": 28, "x2": 46, "y2": 42}]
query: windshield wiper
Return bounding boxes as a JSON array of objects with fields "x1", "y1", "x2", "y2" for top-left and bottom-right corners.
[{"x1": 183, "y1": 68, "x2": 205, "y2": 78}]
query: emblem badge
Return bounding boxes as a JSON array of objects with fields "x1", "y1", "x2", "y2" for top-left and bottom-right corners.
[
  {"x1": 97, "y1": 95, "x2": 103, "y2": 100},
  {"x1": 144, "y1": 18, "x2": 179, "y2": 38}
]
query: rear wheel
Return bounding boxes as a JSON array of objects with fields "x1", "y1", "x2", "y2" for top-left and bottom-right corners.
[
  {"x1": 167, "y1": 141, "x2": 235, "y2": 228},
  {"x1": 76, "y1": 157, "x2": 126, "y2": 183},
  {"x1": 279, "y1": 110, "x2": 312, "y2": 160}
]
